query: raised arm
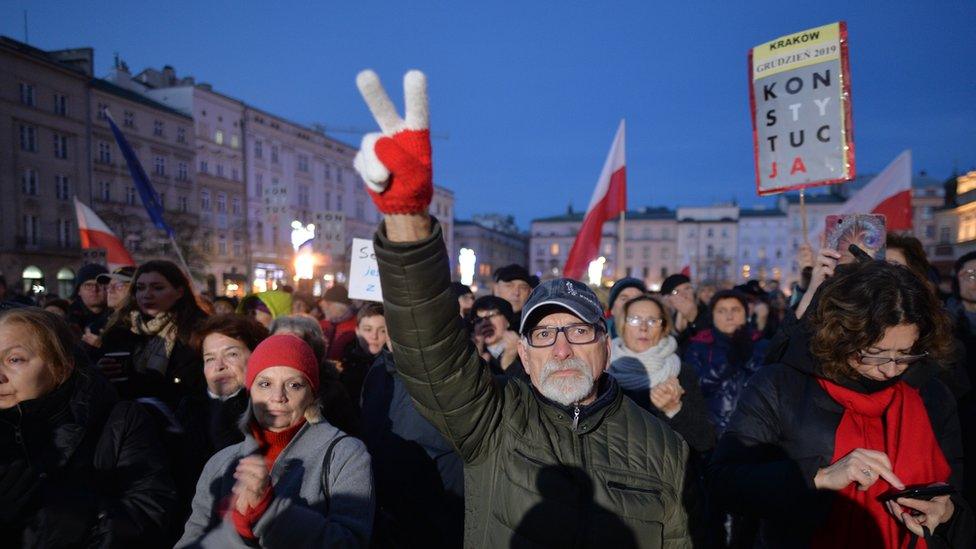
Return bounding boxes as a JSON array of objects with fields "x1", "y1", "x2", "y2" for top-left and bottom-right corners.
[{"x1": 354, "y1": 70, "x2": 505, "y2": 463}]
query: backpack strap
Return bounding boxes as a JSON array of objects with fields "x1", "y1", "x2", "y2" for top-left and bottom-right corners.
[{"x1": 321, "y1": 434, "x2": 350, "y2": 514}]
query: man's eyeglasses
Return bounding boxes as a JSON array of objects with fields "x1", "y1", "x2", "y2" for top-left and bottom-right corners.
[
  {"x1": 526, "y1": 323, "x2": 602, "y2": 348},
  {"x1": 79, "y1": 281, "x2": 104, "y2": 291},
  {"x1": 857, "y1": 352, "x2": 928, "y2": 367},
  {"x1": 625, "y1": 316, "x2": 664, "y2": 328},
  {"x1": 961, "y1": 269, "x2": 976, "y2": 282}
]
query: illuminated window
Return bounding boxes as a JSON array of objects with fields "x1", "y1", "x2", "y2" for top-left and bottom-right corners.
[
  {"x1": 550, "y1": 243, "x2": 560, "y2": 256},
  {"x1": 215, "y1": 130, "x2": 224, "y2": 145}
]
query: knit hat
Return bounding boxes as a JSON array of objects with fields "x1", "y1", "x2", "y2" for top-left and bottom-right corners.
[
  {"x1": 493, "y1": 264, "x2": 537, "y2": 287},
  {"x1": 470, "y1": 295, "x2": 515, "y2": 327},
  {"x1": 74, "y1": 263, "x2": 109, "y2": 296},
  {"x1": 660, "y1": 274, "x2": 691, "y2": 296},
  {"x1": 245, "y1": 334, "x2": 320, "y2": 394},
  {"x1": 608, "y1": 277, "x2": 647, "y2": 310},
  {"x1": 323, "y1": 284, "x2": 351, "y2": 305},
  {"x1": 450, "y1": 281, "x2": 473, "y2": 298}
]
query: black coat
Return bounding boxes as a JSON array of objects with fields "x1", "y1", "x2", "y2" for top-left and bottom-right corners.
[
  {"x1": 708, "y1": 322, "x2": 975, "y2": 548},
  {"x1": 620, "y1": 362, "x2": 716, "y2": 455},
  {"x1": 98, "y1": 322, "x2": 205, "y2": 408},
  {"x1": 360, "y1": 350, "x2": 464, "y2": 548},
  {"x1": 0, "y1": 365, "x2": 177, "y2": 548}
]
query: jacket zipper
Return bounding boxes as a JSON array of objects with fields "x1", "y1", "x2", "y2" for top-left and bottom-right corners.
[{"x1": 572, "y1": 405, "x2": 581, "y2": 431}]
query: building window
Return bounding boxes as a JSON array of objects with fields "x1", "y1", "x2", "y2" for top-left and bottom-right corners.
[
  {"x1": 176, "y1": 127, "x2": 187, "y2": 144},
  {"x1": 178, "y1": 162, "x2": 188, "y2": 181},
  {"x1": 232, "y1": 168, "x2": 239, "y2": 181},
  {"x1": 550, "y1": 243, "x2": 560, "y2": 256},
  {"x1": 271, "y1": 145, "x2": 279, "y2": 163},
  {"x1": 55, "y1": 175, "x2": 70, "y2": 200},
  {"x1": 123, "y1": 111, "x2": 135, "y2": 128},
  {"x1": 24, "y1": 215, "x2": 39, "y2": 246},
  {"x1": 97, "y1": 103, "x2": 108, "y2": 120},
  {"x1": 201, "y1": 189, "x2": 211, "y2": 211},
  {"x1": 99, "y1": 180, "x2": 111, "y2": 201},
  {"x1": 218, "y1": 235, "x2": 227, "y2": 255},
  {"x1": 925, "y1": 224, "x2": 935, "y2": 239},
  {"x1": 199, "y1": 160, "x2": 208, "y2": 173},
  {"x1": 707, "y1": 228, "x2": 714, "y2": 238},
  {"x1": 53, "y1": 93, "x2": 67, "y2": 116},
  {"x1": 939, "y1": 226, "x2": 950, "y2": 243},
  {"x1": 336, "y1": 193, "x2": 343, "y2": 211},
  {"x1": 216, "y1": 192, "x2": 227, "y2": 213},
  {"x1": 203, "y1": 234, "x2": 212, "y2": 253},
  {"x1": 20, "y1": 125, "x2": 37, "y2": 152},
  {"x1": 53, "y1": 133, "x2": 68, "y2": 159},
  {"x1": 214, "y1": 130, "x2": 224, "y2": 145},
  {"x1": 298, "y1": 155, "x2": 309, "y2": 173},
  {"x1": 233, "y1": 239, "x2": 243, "y2": 256},
  {"x1": 256, "y1": 221, "x2": 264, "y2": 245},
  {"x1": 232, "y1": 196, "x2": 242, "y2": 215},
  {"x1": 707, "y1": 244, "x2": 714, "y2": 258},
  {"x1": 255, "y1": 173, "x2": 263, "y2": 198},
  {"x1": 20, "y1": 83, "x2": 35, "y2": 106},
  {"x1": 154, "y1": 156, "x2": 166, "y2": 176},
  {"x1": 298, "y1": 184, "x2": 309, "y2": 207},
  {"x1": 231, "y1": 135, "x2": 239, "y2": 148},
  {"x1": 324, "y1": 191, "x2": 331, "y2": 210},
  {"x1": 336, "y1": 167, "x2": 344, "y2": 183},
  {"x1": 126, "y1": 187, "x2": 136, "y2": 205},
  {"x1": 324, "y1": 163, "x2": 331, "y2": 180},
  {"x1": 58, "y1": 218, "x2": 72, "y2": 247},
  {"x1": 254, "y1": 140, "x2": 263, "y2": 159},
  {"x1": 153, "y1": 120, "x2": 164, "y2": 137},
  {"x1": 179, "y1": 196, "x2": 188, "y2": 213},
  {"x1": 22, "y1": 169, "x2": 37, "y2": 195},
  {"x1": 216, "y1": 164, "x2": 224, "y2": 177},
  {"x1": 98, "y1": 141, "x2": 112, "y2": 163}
]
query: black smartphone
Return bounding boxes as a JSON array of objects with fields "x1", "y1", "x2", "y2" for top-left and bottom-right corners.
[{"x1": 879, "y1": 484, "x2": 954, "y2": 502}]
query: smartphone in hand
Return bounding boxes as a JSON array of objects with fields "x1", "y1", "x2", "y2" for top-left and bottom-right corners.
[
  {"x1": 879, "y1": 484, "x2": 955, "y2": 502},
  {"x1": 824, "y1": 214, "x2": 887, "y2": 264}
]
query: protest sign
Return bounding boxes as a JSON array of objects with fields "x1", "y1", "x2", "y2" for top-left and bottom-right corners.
[
  {"x1": 348, "y1": 238, "x2": 383, "y2": 302},
  {"x1": 749, "y1": 22, "x2": 855, "y2": 195}
]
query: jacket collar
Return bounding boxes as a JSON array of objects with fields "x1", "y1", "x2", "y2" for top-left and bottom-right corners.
[{"x1": 533, "y1": 373, "x2": 621, "y2": 434}]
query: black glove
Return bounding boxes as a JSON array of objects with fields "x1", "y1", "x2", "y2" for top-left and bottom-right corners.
[{"x1": 0, "y1": 458, "x2": 41, "y2": 524}]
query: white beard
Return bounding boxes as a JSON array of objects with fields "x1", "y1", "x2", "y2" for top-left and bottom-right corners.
[{"x1": 536, "y1": 357, "x2": 595, "y2": 406}]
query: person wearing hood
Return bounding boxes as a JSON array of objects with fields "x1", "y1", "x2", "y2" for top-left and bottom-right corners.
[
  {"x1": 0, "y1": 308, "x2": 176, "y2": 547},
  {"x1": 177, "y1": 334, "x2": 373, "y2": 548},
  {"x1": 606, "y1": 277, "x2": 647, "y2": 339},
  {"x1": 239, "y1": 289, "x2": 293, "y2": 329},
  {"x1": 66, "y1": 263, "x2": 109, "y2": 339},
  {"x1": 709, "y1": 261, "x2": 974, "y2": 547},
  {"x1": 683, "y1": 290, "x2": 768, "y2": 433}
]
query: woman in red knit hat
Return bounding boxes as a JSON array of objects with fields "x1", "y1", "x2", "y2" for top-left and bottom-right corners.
[{"x1": 177, "y1": 334, "x2": 374, "y2": 547}]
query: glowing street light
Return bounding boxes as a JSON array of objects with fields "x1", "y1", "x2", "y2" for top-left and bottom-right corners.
[
  {"x1": 587, "y1": 257, "x2": 606, "y2": 286},
  {"x1": 459, "y1": 248, "x2": 476, "y2": 286}
]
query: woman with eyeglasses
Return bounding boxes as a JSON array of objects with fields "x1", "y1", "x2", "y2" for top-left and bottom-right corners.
[
  {"x1": 608, "y1": 294, "x2": 715, "y2": 454},
  {"x1": 709, "y1": 261, "x2": 974, "y2": 548}
]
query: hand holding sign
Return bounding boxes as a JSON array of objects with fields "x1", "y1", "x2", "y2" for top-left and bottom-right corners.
[{"x1": 353, "y1": 70, "x2": 433, "y2": 215}]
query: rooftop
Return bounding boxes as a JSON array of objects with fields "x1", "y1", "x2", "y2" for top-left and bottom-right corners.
[
  {"x1": 533, "y1": 206, "x2": 674, "y2": 223},
  {"x1": 91, "y1": 78, "x2": 193, "y2": 120},
  {"x1": 739, "y1": 207, "x2": 787, "y2": 217}
]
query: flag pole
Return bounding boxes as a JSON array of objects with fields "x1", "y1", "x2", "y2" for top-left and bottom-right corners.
[
  {"x1": 799, "y1": 188, "x2": 809, "y2": 246},
  {"x1": 616, "y1": 211, "x2": 626, "y2": 280}
]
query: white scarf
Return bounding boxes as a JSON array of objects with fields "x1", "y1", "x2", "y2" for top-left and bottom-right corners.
[{"x1": 608, "y1": 335, "x2": 681, "y2": 391}]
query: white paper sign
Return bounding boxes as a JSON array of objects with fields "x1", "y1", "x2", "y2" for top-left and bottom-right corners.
[{"x1": 348, "y1": 238, "x2": 383, "y2": 302}]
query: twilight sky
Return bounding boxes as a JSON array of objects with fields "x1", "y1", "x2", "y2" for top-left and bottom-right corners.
[{"x1": 4, "y1": 1, "x2": 974, "y2": 228}]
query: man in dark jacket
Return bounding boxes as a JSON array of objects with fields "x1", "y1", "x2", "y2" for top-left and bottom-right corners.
[
  {"x1": 67, "y1": 263, "x2": 109, "y2": 338},
  {"x1": 354, "y1": 69, "x2": 691, "y2": 548}
]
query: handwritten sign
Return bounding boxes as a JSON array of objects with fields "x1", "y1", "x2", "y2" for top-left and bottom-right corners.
[
  {"x1": 348, "y1": 238, "x2": 383, "y2": 302},
  {"x1": 749, "y1": 22, "x2": 855, "y2": 195}
]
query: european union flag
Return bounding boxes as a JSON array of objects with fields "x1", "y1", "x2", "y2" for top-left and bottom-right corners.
[{"x1": 106, "y1": 114, "x2": 174, "y2": 237}]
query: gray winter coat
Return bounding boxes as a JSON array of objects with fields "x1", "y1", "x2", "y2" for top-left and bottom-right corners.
[{"x1": 176, "y1": 419, "x2": 374, "y2": 548}]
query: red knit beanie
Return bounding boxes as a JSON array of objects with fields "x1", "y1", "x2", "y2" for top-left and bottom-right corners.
[{"x1": 245, "y1": 334, "x2": 320, "y2": 394}]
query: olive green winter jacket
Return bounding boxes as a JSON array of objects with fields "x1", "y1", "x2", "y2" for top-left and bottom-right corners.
[{"x1": 374, "y1": 220, "x2": 692, "y2": 548}]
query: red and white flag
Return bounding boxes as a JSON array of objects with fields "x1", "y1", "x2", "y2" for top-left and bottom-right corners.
[
  {"x1": 680, "y1": 249, "x2": 695, "y2": 280},
  {"x1": 807, "y1": 150, "x2": 913, "y2": 242},
  {"x1": 74, "y1": 198, "x2": 136, "y2": 269},
  {"x1": 563, "y1": 120, "x2": 627, "y2": 280}
]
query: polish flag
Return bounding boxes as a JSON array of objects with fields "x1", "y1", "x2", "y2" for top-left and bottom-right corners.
[
  {"x1": 807, "y1": 150, "x2": 913, "y2": 241},
  {"x1": 563, "y1": 120, "x2": 626, "y2": 280},
  {"x1": 74, "y1": 198, "x2": 136, "y2": 269},
  {"x1": 680, "y1": 249, "x2": 694, "y2": 280}
]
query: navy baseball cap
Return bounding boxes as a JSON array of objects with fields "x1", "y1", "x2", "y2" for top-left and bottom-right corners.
[{"x1": 518, "y1": 278, "x2": 606, "y2": 334}]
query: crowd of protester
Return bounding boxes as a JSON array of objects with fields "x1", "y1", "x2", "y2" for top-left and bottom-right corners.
[{"x1": 1, "y1": 233, "x2": 973, "y2": 547}]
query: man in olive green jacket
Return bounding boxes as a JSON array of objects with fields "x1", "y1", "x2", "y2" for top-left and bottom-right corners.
[{"x1": 354, "y1": 69, "x2": 692, "y2": 548}]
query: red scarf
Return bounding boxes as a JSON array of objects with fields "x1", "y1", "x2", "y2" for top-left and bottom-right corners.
[{"x1": 812, "y1": 379, "x2": 950, "y2": 549}]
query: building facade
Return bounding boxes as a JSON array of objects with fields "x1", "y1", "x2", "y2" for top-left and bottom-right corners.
[
  {"x1": 453, "y1": 219, "x2": 528, "y2": 292},
  {"x1": 0, "y1": 38, "x2": 93, "y2": 296},
  {"x1": 676, "y1": 205, "x2": 739, "y2": 285},
  {"x1": 737, "y1": 207, "x2": 790, "y2": 284}
]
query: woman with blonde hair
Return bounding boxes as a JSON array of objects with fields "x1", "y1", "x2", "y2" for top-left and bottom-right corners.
[{"x1": 0, "y1": 307, "x2": 175, "y2": 547}]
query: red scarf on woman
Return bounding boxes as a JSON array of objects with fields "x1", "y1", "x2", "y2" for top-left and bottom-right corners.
[{"x1": 812, "y1": 379, "x2": 950, "y2": 549}]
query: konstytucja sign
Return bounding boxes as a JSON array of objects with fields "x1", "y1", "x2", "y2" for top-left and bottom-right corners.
[{"x1": 749, "y1": 22, "x2": 855, "y2": 195}]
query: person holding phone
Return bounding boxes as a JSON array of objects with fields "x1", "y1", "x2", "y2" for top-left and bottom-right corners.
[
  {"x1": 468, "y1": 295, "x2": 522, "y2": 376},
  {"x1": 709, "y1": 260, "x2": 974, "y2": 547}
]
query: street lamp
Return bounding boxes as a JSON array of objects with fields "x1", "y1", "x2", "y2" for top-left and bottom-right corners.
[
  {"x1": 587, "y1": 257, "x2": 606, "y2": 286},
  {"x1": 459, "y1": 248, "x2": 476, "y2": 286}
]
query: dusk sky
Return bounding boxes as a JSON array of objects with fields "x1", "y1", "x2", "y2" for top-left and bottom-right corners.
[{"x1": 4, "y1": 1, "x2": 974, "y2": 228}]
